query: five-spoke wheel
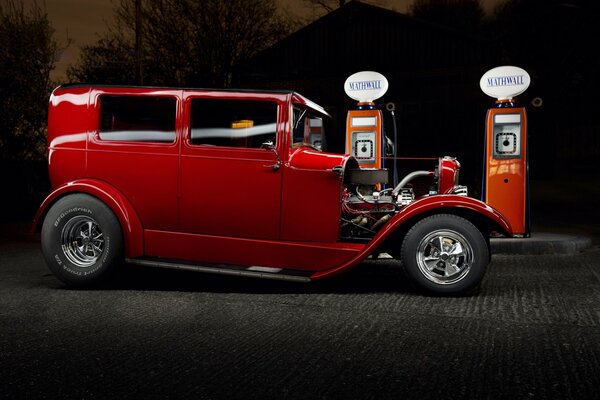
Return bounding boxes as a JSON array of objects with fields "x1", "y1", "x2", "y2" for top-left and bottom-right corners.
[
  {"x1": 60, "y1": 216, "x2": 105, "y2": 268},
  {"x1": 41, "y1": 194, "x2": 123, "y2": 286},
  {"x1": 401, "y1": 214, "x2": 488, "y2": 294}
]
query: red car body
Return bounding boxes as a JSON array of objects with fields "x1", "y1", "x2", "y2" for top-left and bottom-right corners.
[{"x1": 35, "y1": 85, "x2": 511, "y2": 293}]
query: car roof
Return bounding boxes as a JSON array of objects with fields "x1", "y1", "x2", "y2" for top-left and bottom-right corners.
[
  {"x1": 58, "y1": 83, "x2": 291, "y2": 94},
  {"x1": 55, "y1": 84, "x2": 331, "y2": 118}
]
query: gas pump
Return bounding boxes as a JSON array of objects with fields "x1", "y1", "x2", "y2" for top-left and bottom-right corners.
[
  {"x1": 344, "y1": 71, "x2": 389, "y2": 170},
  {"x1": 480, "y1": 66, "x2": 531, "y2": 237}
]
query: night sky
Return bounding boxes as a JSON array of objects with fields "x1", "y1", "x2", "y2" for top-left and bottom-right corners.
[{"x1": 23, "y1": 0, "x2": 505, "y2": 81}]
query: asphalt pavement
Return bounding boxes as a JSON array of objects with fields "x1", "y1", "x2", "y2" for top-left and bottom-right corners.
[
  {"x1": 2, "y1": 178, "x2": 599, "y2": 399},
  {"x1": 1, "y1": 237, "x2": 599, "y2": 400}
]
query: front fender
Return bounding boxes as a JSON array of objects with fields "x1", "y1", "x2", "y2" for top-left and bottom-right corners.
[
  {"x1": 311, "y1": 195, "x2": 511, "y2": 280},
  {"x1": 378, "y1": 195, "x2": 512, "y2": 240},
  {"x1": 33, "y1": 179, "x2": 144, "y2": 258}
]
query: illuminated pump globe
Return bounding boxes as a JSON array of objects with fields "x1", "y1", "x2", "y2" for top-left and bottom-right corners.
[
  {"x1": 480, "y1": 66, "x2": 530, "y2": 101},
  {"x1": 344, "y1": 71, "x2": 389, "y2": 103}
]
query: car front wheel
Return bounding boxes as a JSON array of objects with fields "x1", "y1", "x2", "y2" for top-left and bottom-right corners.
[{"x1": 401, "y1": 214, "x2": 489, "y2": 295}]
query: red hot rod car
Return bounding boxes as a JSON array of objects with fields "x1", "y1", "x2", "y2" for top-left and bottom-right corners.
[{"x1": 34, "y1": 85, "x2": 511, "y2": 294}]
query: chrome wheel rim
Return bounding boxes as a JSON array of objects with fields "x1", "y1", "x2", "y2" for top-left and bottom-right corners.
[
  {"x1": 61, "y1": 216, "x2": 105, "y2": 268},
  {"x1": 416, "y1": 229, "x2": 473, "y2": 285}
]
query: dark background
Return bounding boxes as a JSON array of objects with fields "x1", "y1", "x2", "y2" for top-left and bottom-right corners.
[
  {"x1": 2, "y1": 2, "x2": 600, "y2": 399},
  {"x1": 1, "y1": 0, "x2": 599, "y2": 228}
]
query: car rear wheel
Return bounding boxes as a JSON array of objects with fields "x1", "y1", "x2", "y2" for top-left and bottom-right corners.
[
  {"x1": 41, "y1": 194, "x2": 123, "y2": 286},
  {"x1": 401, "y1": 214, "x2": 488, "y2": 295}
]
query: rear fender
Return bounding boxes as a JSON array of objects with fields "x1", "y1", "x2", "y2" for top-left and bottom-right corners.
[{"x1": 33, "y1": 179, "x2": 144, "y2": 258}]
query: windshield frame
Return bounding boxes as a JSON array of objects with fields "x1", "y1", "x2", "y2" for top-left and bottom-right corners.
[{"x1": 291, "y1": 98, "x2": 331, "y2": 151}]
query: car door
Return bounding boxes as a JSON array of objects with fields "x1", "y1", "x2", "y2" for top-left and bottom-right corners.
[
  {"x1": 87, "y1": 90, "x2": 181, "y2": 232},
  {"x1": 178, "y1": 92, "x2": 286, "y2": 240}
]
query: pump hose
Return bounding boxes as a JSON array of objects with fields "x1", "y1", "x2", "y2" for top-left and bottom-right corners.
[{"x1": 385, "y1": 102, "x2": 399, "y2": 187}]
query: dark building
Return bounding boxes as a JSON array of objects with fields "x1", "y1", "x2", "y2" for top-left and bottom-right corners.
[
  {"x1": 240, "y1": 0, "x2": 600, "y2": 185},
  {"x1": 239, "y1": 0, "x2": 499, "y2": 189}
]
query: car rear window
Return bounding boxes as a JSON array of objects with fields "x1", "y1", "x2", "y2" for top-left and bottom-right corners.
[{"x1": 99, "y1": 96, "x2": 176, "y2": 143}]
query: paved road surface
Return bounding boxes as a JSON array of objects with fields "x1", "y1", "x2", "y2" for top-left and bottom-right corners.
[{"x1": 1, "y1": 239, "x2": 599, "y2": 400}]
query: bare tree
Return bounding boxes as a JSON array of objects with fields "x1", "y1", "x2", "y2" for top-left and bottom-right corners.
[
  {"x1": 0, "y1": 0, "x2": 59, "y2": 161},
  {"x1": 68, "y1": 0, "x2": 292, "y2": 88},
  {"x1": 302, "y1": 0, "x2": 348, "y2": 13},
  {"x1": 301, "y1": 0, "x2": 386, "y2": 14}
]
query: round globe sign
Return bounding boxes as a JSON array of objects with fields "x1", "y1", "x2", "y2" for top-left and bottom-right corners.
[
  {"x1": 480, "y1": 66, "x2": 530, "y2": 100},
  {"x1": 344, "y1": 71, "x2": 389, "y2": 102}
]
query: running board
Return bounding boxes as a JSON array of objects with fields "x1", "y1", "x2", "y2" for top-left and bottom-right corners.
[{"x1": 126, "y1": 258, "x2": 312, "y2": 283}]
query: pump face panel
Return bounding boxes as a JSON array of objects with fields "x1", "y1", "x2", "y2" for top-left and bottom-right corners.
[
  {"x1": 345, "y1": 109, "x2": 383, "y2": 169},
  {"x1": 493, "y1": 114, "x2": 521, "y2": 158}
]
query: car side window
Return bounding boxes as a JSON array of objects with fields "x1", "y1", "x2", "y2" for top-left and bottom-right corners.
[
  {"x1": 99, "y1": 96, "x2": 176, "y2": 143},
  {"x1": 190, "y1": 98, "x2": 277, "y2": 148}
]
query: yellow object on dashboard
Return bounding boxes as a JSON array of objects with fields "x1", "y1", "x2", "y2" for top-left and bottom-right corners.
[{"x1": 231, "y1": 120, "x2": 254, "y2": 129}]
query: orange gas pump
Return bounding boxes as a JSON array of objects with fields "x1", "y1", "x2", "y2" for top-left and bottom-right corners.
[
  {"x1": 480, "y1": 66, "x2": 531, "y2": 237},
  {"x1": 344, "y1": 71, "x2": 389, "y2": 170}
]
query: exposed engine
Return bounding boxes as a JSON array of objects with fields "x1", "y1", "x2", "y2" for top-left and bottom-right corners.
[{"x1": 340, "y1": 156, "x2": 468, "y2": 241}]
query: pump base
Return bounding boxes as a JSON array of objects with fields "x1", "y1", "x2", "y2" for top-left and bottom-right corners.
[{"x1": 490, "y1": 233, "x2": 591, "y2": 255}]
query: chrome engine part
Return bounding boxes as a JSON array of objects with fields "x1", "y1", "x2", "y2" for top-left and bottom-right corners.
[
  {"x1": 397, "y1": 188, "x2": 415, "y2": 206},
  {"x1": 340, "y1": 163, "x2": 467, "y2": 240},
  {"x1": 452, "y1": 185, "x2": 468, "y2": 196}
]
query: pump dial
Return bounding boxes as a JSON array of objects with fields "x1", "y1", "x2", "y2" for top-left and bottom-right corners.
[{"x1": 494, "y1": 132, "x2": 519, "y2": 157}]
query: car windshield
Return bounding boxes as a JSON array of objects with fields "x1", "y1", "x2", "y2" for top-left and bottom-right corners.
[{"x1": 292, "y1": 106, "x2": 329, "y2": 151}]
